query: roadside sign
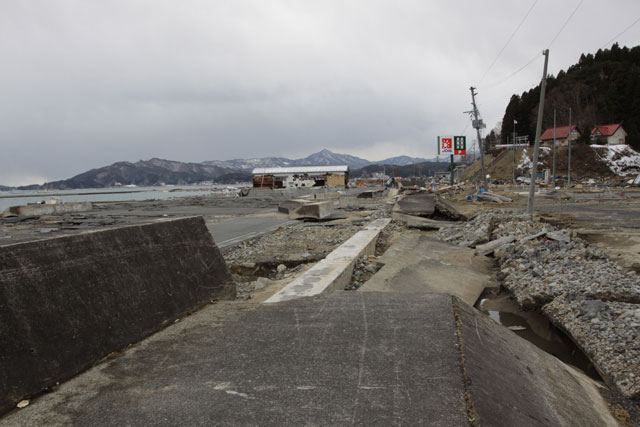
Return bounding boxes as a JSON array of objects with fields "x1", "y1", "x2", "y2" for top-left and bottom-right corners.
[
  {"x1": 454, "y1": 136, "x2": 466, "y2": 155},
  {"x1": 438, "y1": 136, "x2": 466, "y2": 155},
  {"x1": 438, "y1": 136, "x2": 453, "y2": 155}
]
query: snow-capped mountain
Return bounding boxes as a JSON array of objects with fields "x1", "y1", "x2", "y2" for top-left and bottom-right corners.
[
  {"x1": 202, "y1": 149, "x2": 429, "y2": 170},
  {"x1": 203, "y1": 157, "x2": 293, "y2": 170},
  {"x1": 292, "y1": 149, "x2": 371, "y2": 168}
]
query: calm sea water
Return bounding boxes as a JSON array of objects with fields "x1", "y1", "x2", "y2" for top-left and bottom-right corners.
[{"x1": 0, "y1": 184, "x2": 248, "y2": 212}]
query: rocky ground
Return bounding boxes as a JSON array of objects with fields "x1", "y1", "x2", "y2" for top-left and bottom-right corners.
[{"x1": 438, "y1": 210, "x2": 640, "y2": 400}]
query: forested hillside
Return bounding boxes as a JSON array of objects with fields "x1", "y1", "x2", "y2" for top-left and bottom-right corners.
[{"x1": 499, "y1": 44, "x2": 640, "y2": 150}]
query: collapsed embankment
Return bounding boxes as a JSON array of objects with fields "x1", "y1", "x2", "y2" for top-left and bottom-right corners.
[
  {"x1": 438, "y1": 211, "x2": 640, "y2": 400},
  {"x1": 0, "y1": 216, "x2": 234, "y2": 415}
]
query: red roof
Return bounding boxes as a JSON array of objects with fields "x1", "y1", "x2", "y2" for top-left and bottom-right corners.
[
  {"x1": 591, "y1": 123, "x2": 624, "y2": 137},
  {"x1": 540, "y1": 124, "x2": 578, "y2": 141}
]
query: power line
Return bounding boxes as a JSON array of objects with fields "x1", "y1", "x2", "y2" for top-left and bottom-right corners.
[
  {"x1": 480, "y1": 52, "x2": 542, "y2": 89},
  {"x1": 476, "y1": 0, "x2": 539, "y2": 86},
  {"x1": 478, "y1": 0, "x2": 583, "y2": 91},
  {"x1": 547, "y1": 0, "x2": 584, "y2": 48},
  {"x1": 459, "y1": 121, "x2": 469, "y2": 136},
  {"x1": 601, "y1": 15, "x2": 640, "y2": 49}
]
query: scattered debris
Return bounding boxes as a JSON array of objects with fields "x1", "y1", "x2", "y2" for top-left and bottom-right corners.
[{"x1": 438, "y1": 209, "x2": 640, "y2": 399}]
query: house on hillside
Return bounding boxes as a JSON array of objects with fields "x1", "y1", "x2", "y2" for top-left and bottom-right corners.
[
  {"x1": 590, "y1": 123, "x2": 627, "y2": 145},
  {"x1": 540, "y1": 125, "x2": 580, "y2": 147}
]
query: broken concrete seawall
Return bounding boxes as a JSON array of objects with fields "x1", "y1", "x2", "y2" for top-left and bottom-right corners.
[{"x1": 0, "y1": 216, "x2": 234, "y2": 414}]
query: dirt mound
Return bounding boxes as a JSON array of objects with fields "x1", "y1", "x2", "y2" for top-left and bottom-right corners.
[{"x1": 463, "y1": 145, "x2": 620, "y2": 182}]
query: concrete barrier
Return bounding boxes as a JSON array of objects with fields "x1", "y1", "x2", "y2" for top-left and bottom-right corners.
[
  {"x1": 0, "y1": 216, "x2": 234, "y2": 414},
  {"x1": 265, "y1": 218, "x2": 390, "y2": 303},
  {"x1": 2, "y1": 201, "x2": 92, "y2": 218}
]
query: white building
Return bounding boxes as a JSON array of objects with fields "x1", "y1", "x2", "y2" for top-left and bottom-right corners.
[{"x1": 252, "y1": 166, "x2": 349, "y2": 189}]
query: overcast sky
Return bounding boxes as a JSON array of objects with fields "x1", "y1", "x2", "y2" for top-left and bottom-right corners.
[{"x1": 1, "y1": 0, "x2": 639, "y2": 185}]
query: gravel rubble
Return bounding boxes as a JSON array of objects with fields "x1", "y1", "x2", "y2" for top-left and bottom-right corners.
[
  {"x1": 544, "y1": 295, "x2": 640, "y2": 399},
  {"x1": 345, "y1": 255, "x2": 383, "y2": 290},
  {"x1": 438, "y1": 209, "x2": 640, "y2": 399}
]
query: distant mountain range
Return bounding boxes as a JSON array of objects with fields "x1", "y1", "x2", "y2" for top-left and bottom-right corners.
[
  {"x1": 12, "y1": 149, "x2": 436, "y2": 190},
  {"x1": 202, "y1": 149, "x2": 429, "y2": 170}
]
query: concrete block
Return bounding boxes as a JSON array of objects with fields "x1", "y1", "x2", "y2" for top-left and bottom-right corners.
[
  {"x1": 277, "y1": 199, "x2": 311, "y2": 214},
  {"x1": 0, "y1": 216, "x2": 234, "y2": 414},
  {"x1": 289, "y1": 200, "x2": 334, "y2": 220}
]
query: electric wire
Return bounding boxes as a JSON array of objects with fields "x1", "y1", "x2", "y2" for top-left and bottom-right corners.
[
  {"x1": 476, "y1": 0, "x2": 539, "y2": 87},
  {"x1": 479, "y1": 0, "x2": 583, "y2": 91},
  {"x1": 480, "y1": 52, "x2": 541, "y2": 89},
  {"x1": 547, "y1": 0, "x2": 584, "y2": 48},
  {"x1": 601, "y1": 15, "x2": 640, "y2": 49}
]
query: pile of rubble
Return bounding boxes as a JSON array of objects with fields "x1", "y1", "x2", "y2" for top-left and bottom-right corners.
[
  {"x1": 438, "y1": 210, "x2": 640, "y2": 399},
  {"x1": 345, "y1": 255, "x2": 383, "y2": 290}
]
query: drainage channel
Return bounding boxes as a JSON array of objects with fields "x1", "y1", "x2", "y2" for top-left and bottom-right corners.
[{"x1": 475, "y1": 287, "x2": 602, "y2": 381}]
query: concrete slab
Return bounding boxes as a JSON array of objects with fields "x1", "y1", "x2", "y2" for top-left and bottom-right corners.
[
  {"x1": 359, "y1": 230, "x2": 491, "y2": 306},
  {"x1": 392, "y1": 193, "x2": 435, "y2": 216},
  {"x1": 0, "y1": 293, "x2": 469, "y2": 427},
  {"x1": 392, "y1": 212, "x2": 457, "y2": 230},
  {"x1": 455, "y1": 298, "x2": 616, "y2": 426},
  {"x1": 0, "y1": 293, "x2": 618, "y2": 426},
  {"x1": 434, "y1": 195, "x2": 467, "y2": 221},
  {"x1": 265, "y1": 218, "x2": 390, "y2": 303}
]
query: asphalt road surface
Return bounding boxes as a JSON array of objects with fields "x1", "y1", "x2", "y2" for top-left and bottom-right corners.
[{"x1": 207, "y1": 214, "x2": 295, "y2": 247}]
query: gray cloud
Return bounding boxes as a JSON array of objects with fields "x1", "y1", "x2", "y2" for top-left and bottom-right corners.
[{"x1": 1, "y1": 0, "x2": 639, "y2": 185}]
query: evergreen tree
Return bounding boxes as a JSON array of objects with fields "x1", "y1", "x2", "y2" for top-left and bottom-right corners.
[{"x1": 500, "y1": 44, "x2": 640, "y2": 150}]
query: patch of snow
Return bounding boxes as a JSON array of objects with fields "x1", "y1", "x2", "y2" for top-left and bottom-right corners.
[
  {"x1": 591, "y1": 144, "x2": 640, "y2": 176},
  {"x1": 517, "y1": 150, "x2": 532, "y2": 171}
]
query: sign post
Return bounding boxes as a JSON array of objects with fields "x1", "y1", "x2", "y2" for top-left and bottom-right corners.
[{"x1": 438, "y1": 136, "x2": 466, "y2": 186}]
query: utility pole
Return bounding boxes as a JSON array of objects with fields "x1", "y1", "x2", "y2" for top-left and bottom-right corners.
[
  {"x1": 567, "y1": 108, "x2": 572, "y2": 187},
  {"x1": 527, "y1": 49, "x2": 549, "y2": 214},
  {"x1": 470, "y1": 87, "x2": 488, "y2": 189},
  {"x1": 552, "y1": 109, "x2": 557, "y2": 187},
  {"x1": 512, "y1": 121, "x2": 517, "y2": 184}
]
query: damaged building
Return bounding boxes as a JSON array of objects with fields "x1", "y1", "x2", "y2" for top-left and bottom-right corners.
[{"x1": 252, "y1": 166, "x2": 349, "y2": 189}]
